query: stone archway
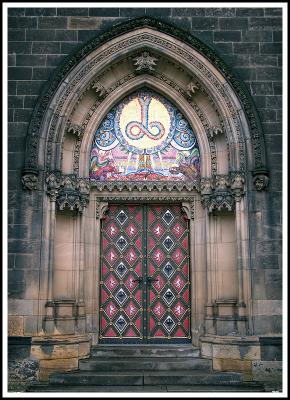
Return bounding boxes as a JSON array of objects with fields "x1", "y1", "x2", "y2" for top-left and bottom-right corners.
[{"x1": 21, "y1": 16, "x2": 271, "y2": 377}]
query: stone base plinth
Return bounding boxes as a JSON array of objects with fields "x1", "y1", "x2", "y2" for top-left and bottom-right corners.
[
  {"x1": 200, "y1": 334, "x2": 282, "y2": 386},
  {"x1": 31, "y1": 334, "x2": 91, "y2": 381}
]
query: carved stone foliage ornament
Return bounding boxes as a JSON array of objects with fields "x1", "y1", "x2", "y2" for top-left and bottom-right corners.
[
  {"x1": 133, "y1": 51, "x2": 158, "y2": 72},
  {"x1": 66, "y1": 120, "x2": 83, "y2": 138},
  {"x1": 91, "y1": 80, "x2": 107, "y2": 98},
  {"x1": 186, "y1": 81, "x2": 199, "y2": 97},
  {"x1": 46, "y1": 172, "x2": 90, "y2": 213},
  {"x1": 201, "y1": 173, "x2": 245, "y2": 212}
]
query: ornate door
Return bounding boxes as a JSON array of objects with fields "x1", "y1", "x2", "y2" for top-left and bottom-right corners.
[{"x1": 99, "y1": 204, "x2": 191, "y2": 343}]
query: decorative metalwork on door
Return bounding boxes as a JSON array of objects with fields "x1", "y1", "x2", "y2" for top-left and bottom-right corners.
[{"x1": 99, "y1": 204, "x2": 191, "y2": 343}]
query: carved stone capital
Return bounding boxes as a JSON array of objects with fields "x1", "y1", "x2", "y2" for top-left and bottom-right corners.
[
  {"x1": 181, "y1": 201, "x2": 195, "y2": 220},
  {"x1": 201, "y1": 174, "x2": 245, "y2": 212},
  {"x1": 46, "y1": 172, "x2": 90, "y2": 212},
  {"x1": 133, "y1": 51, "x2": 158, "y2": 72},
  {"x1": 21, "y1": 169, "x2": 39, "y2": 190},
  {"x1": 96, "y1": 201, "x2": 109, "y2": 219},
  {"x1": 252, "y1": 169, "x2": 269, "y2": 191}
]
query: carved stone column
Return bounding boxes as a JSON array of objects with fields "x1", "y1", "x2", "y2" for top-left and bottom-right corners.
[{"x1": 43, "y1": 172, "x2": 61, "y2": 334}]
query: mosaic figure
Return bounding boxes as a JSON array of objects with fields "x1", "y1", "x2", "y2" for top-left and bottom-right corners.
[{"x1": 90, "y1": 89, "x2": 200, "y2": 181}]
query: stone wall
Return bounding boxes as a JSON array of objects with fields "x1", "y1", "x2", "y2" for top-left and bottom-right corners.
[{"x1": 7, "y1": 6, "x2": 283, "y2": 387}]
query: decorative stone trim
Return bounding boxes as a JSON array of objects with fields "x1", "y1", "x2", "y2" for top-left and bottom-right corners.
[
  {"x1": 46, "y1": 172, "x2": 90, "y2": 213},
  {"x1": 201, "y1": 173, "x2": 245, "y2": 212},
  {"x1": 91, "y1": 180, "x2": 200, "y2": 193}
]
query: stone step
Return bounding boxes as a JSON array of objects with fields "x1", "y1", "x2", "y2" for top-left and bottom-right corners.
[
  {"x1": 90, "y1": 345, "x2": 200, "y2": 358},
  {"x1": 48, "y1": 370, "x2": 245, "y2": 386},
  {"x1": 78, "y1": 356, "x2": 211, "y2": 372},
  {"x1": 27, "y1": 383, "x2": 265, "y2": 392}
]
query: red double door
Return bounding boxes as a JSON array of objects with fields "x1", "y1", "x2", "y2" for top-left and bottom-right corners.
[{"x1": 99, "y1": 204, "x2": 191, "y2": 343}]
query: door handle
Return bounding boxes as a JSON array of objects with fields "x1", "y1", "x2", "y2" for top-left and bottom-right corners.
[
  {"x1": 132, "y1": 277, "x2": 143, "y2": 285},
  {"x1": 147, "y1": 276, "x2": 159, "y2": 286}
]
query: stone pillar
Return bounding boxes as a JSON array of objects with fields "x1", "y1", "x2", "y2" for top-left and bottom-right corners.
[{"x1": 43, "y1": 174, "x2": 60, "y2": 335}]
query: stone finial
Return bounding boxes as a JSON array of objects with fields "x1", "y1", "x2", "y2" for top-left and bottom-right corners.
[
  {"x1": 186, "y1": 81, "x2": 199, "y2": 97},
  {"x1": 133, "y1": 51, "x2": 158, "y2": 72},
  {"x1": 21, "y1": 173, "x2": 38, "y2": 190}
]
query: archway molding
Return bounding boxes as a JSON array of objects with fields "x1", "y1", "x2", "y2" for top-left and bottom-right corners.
[{"x1": 21, "y1": 17, "x2": 269, "y2": 194}]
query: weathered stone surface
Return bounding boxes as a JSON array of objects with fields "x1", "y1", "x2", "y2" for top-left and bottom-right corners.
[
  {"x1": 213, "y1": 345, "x2": 240, "y2": 359},
  {"x1": 253, "y1": 300, "x2": 282, "y2": 316},
  {"x1": 239, "y1": 346, "x2": 261, "y2": 361},
  {"x1": 31, "y1": 344, "x2": 79, "y2": 360},
  {"x1": 8, "y1": 316, "x2": 24, "y2": 336},
  {"x1": 200, "y1": 342, "x2": 212, "y2": 359},
  {"x1": 40, "y1": 357, "x2": 78, "y2": 370},
  {"x1": 213, "y1": 358, "x2": 252, "y2": 374},
  {"x1": 252, "y1": 361, "x2": 282, "y2": 382},
  {"x1": 78, "y1": 341, "x2": 91, "y2": 357}
]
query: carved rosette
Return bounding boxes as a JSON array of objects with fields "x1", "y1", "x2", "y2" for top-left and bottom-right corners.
[
  {"x1": 46, "y1": 172, "x2": 90, "y2": 213},
  {"x1": 252, "y1": 169, "x2": 269, "y2": 191}
]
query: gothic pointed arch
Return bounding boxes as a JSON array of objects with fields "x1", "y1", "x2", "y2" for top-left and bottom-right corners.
[{"x1": 22, "y1": 16, "x2": 269, "y2": 197}]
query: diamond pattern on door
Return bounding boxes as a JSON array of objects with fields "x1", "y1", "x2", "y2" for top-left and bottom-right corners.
[
  {"x1": 100, "y1": 205, "x2": 143, "y2": 340},
  {"x1": 147, "y1": 205, "x2": 190, "y2": 340},
  {"x1": 99, "y1": 204, "x2": 190, "y2": 342}
]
